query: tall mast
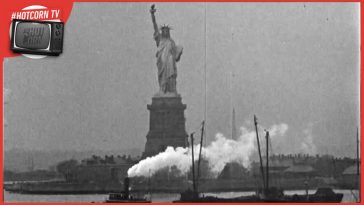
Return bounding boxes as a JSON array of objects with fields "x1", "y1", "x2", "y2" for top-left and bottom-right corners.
[
  {"x1": 196, "y1": 121, "x2": 205, "y2": 192},
  {"x1": 265, "y1": 131, "x2": 270, "y2": 192},
  {"x1": 148, "y1": 169, "x2": 152, "y2": 200},
  {"x1": 254, "y1": 115, "x2": 266, "y2": 190},
  {"x1": 357, "y1": 126, "x2": 360, "y2": 202},
  {"x1": 190, "y1": 133, "x2": 196, "y2": 193},
  {"x1": 357, "y1": 127, "x2": 360, "y2": 176}
]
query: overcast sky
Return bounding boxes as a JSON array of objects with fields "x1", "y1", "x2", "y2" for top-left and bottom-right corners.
[{"x1": 4, "y1": 3, "x2": 360, "y2": 157}]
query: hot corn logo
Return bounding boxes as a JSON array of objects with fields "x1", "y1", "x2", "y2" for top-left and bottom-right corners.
[
  {"x1": 22, "y1": 27, "x2": 45, "y2": 46},
  {"x1": 11, "y1": 9, "x2": 60, "y2": 20}
]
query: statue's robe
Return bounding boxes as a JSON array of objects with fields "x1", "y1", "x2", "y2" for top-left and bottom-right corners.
[{"x1": 154, "y1": 32, "x2": 183, "y2": 93}]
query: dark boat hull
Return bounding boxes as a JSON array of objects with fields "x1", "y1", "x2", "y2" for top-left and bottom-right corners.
[
  {"x1": 105, "y1": 200, "x2": 151, "y2": 203},
  {"x1": 174, "y1": 196, "x2": 287, "y2": 203},
  {"x1": 174, "y1": 195, "x2": 343, "y2": 203},
  {"x1": 174, "y1": 192, "x2": 344, "y2": 203},
  {"x1": 285, "y1": 193, "x2": 344, "y2": 203},
  {"x1": 4, "y1": 182, "x2": 124, "y2": 195}
]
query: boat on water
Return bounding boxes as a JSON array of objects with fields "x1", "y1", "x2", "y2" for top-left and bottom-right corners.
[
  {"x1": 174, "y1": 116, "x2": 344, "y2": 203},
  {"x1": 4, "y1": 181, "x2": 125, "y2": 195},
  {"x1": 286, "y1": 187, "x2": 344, "y2": 202},
  {"x1": 105, "y1": 177, "x2": 151, "y2": 203},
  {"x1": 175, "y1": 187, "x2": 343, "y2": 203}
]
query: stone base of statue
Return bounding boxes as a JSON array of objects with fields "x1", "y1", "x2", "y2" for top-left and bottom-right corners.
[{"x1": 142, "y1": 92, "x2": 189, "y2": 158}]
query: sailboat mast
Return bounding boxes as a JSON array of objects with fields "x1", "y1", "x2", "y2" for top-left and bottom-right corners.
[
  {"x1": 356, "y1": 126, "x2": 360, "y2": 201},
  {"x1": 357, "y1": 127, "x2": 360, "y2": 176},
  {"x1": 254, "y1": 115, "x2": 266, "y2": 190},
  {"x1": 148, "y1": 169, "x2": 152, "y2": 200},
  {"x1": 190, "y1": 133, "x2": 196, "y2": 193},
  {"x1": 265, "y1": 131, "x2": 270, "y2": 191},
  {"x1": 196, "y1": 121, "x2": 205, "y2": 192}
]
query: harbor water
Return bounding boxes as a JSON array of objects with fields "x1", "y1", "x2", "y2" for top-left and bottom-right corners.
[{"x1": 4, "y1": 189, "x2": 359, "y2": 203}]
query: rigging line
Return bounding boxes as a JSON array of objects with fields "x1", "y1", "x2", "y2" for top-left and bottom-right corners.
[
  {"x1": 203, "y1": 1, "x2": 207, "y2": 147},
  {"x1": 229, "y1": 72, "x2": 232, "y2": 139}
]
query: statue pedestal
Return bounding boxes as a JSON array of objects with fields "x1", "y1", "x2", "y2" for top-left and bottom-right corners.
[{"x1": 142, "y1": 94, "x2": 189, "y2": 158}]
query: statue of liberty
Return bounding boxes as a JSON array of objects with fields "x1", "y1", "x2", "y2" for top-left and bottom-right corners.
[{"x1": 150, "y1": 5, "x2": 183, "y2": 95}]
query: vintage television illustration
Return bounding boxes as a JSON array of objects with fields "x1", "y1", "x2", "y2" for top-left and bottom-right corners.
[{"x1": 10, "y1": 19, "x2": 63, "y2": 56}]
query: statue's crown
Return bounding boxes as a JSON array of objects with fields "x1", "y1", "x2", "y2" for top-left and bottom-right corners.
[{"x1": 160, "y1": 24, "x2": 172, "y2": 30}]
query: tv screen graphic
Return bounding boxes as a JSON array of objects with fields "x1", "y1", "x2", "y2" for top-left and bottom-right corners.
[
  {"x1": 10, "y1": 19, "x2": 63, "y2": 55},
  {"x1": 15, "y1": 22, "x2": 50, "y2": 49}
]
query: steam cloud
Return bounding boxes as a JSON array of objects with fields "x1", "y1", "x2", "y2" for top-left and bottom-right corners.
[
  {"x1": 300, "y1": 123, "x2": 317, "y2": 154},
  {"x1": 127, "y1": 123, "x2": 288, "y2": 177}
]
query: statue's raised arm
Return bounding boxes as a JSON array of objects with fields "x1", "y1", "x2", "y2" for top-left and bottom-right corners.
[{"x1": 150, "y1": 5, "x2": 160, "y2": 46}]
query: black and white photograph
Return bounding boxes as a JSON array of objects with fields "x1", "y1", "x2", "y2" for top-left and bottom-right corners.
[{"x1": 3, "y1": 2, "x2": 360, "y2": 202}]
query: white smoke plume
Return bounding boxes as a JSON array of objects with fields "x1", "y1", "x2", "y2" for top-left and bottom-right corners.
[
  {"x1": 128, "y1": 123, "x2": 288, "y2": 177},
  {"x1": 268, "y1": 124, "x2": 288, "y2": 137},
  {"x1": 127, "y1": 146, "x2": 191, "y2": 177},
  {"x1": 300, "y1": 123, "x2": 317, "y2": 154},
  {"x1": 202, "y1": 127, "x2": 256, "y2": 174}
]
